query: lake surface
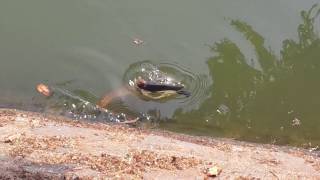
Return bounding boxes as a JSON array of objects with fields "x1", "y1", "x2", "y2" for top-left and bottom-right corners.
[{"x1": 1, "y1": 0, "x2": 320, "y2": 147}]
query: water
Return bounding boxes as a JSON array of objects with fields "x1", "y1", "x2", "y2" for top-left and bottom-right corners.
[{"x1": 0, "y1": 0, "x2": 319, "y2": 147}]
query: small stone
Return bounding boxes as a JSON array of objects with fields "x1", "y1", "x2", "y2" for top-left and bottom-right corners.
[
  {"x1": 207, "y1": 166, "x2": 221, "y2": 177},
  {"x1": 71, "y1": 175, "x2": 80, "y2": 180},
  {"x1": 4, "y1": 133, "x2": 22, "y2": 143},
  {"x1": 206, "y1": 166, "x2": 222, "y2": 177},
  {"x1": 30, "y1": 119, "x2": 41, "y2": 128}
]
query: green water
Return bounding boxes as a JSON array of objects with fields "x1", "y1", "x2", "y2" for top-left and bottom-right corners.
[{"x1": 0, "y1": 0, "x2": 319, "y2": 147}]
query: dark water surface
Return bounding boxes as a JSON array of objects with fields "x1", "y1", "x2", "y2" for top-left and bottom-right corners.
[{"x1": 1, "y1": 0, "x2": 320, "y2": 147}]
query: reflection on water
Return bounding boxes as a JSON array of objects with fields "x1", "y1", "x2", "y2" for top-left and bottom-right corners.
[{"x1": 169, "y1": 4, "x2": 320, "y2": 147}]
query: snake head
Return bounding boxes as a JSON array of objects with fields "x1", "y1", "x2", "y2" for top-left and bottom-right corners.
[{"x1": 136, "y1": 77, "x2": 146, "y2": 89}]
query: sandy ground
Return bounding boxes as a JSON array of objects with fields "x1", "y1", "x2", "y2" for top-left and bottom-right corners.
[{"x1": 0, "y1": 108, "x2": 319, "y2": 179}]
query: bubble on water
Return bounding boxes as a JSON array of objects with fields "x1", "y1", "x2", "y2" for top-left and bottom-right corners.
[
  {"x1": 217, "y1": 104, "x2": 230, "y2": 115},
  {"x1": 129, "y1": 80, "x2": 135, "y2": 86},
  {"x1": 292, "y1": 118, "x2": 301, "y2": 126}
]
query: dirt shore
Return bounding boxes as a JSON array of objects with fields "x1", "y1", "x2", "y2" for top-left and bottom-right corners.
[{"x1": 0, "y1": 108, "x2": 319, "y2": 179}]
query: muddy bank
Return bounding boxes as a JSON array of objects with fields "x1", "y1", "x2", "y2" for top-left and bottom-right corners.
[{"x1": 0, "y1": 109, "x2": 319, "y2": 179}]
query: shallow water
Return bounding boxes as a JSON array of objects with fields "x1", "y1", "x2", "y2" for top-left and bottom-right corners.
[{"x1": 0, "y1": 0, "x2": 320, "y2": 147}]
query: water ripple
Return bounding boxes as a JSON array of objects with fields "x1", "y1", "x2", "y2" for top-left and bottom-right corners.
[{"x1": 123, "y1": 60, "x2": 210, "y2": 107}]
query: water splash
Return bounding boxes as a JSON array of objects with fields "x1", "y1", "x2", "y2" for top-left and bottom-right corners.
[{"x1": 38, "y1": 86, "x2": 139, "y2": 123}]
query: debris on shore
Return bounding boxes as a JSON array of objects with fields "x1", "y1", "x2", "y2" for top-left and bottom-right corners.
[{"x1": 0, "y1": 109, "x2": 319, "y2": 179}]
